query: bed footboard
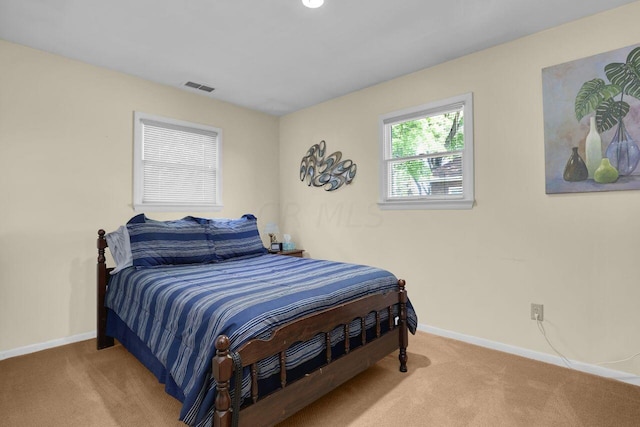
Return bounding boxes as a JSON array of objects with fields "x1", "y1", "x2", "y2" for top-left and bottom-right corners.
[{"x1": 212, "y1": 280, "x2": 409, "y2": 427}]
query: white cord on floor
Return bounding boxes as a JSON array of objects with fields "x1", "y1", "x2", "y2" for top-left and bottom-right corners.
[
  {"x1": 535, "y1": 315, "x2": 573, "y2": 368},
  {"x1": 534, "y1": 313, "x2": 640, "y2": 368}
]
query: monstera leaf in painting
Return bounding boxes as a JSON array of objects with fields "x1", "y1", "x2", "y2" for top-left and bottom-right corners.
[
  {"x1": 575, "y1": 78, "x2": 621, "y2": 121},
  {"x1": 605, "y1": 46, "x2": 640, "y2": 100},
  {"x1": 575, "y1": 47, "x2": 640, "y2": 132},
  {"x1": 595, "y1": 98, "x2": 630, "y2": 132}
]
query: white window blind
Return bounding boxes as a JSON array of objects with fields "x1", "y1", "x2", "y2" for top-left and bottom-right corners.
[{"x1": 133, "y1": 112, "x2": 222, "y2": 212}]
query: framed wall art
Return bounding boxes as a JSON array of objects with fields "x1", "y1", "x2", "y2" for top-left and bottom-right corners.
[{"x1": 542, "y1": 44, "x2": 640, "y2": 194}]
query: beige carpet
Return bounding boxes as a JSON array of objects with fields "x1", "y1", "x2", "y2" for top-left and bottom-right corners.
[{"x1": 1, "y1": 331, "x2": 639, "y2": 426}]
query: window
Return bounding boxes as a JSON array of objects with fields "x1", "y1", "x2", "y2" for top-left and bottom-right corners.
[
  {"x1": 133, "y1": 112, "x2": 222, "y2": 212},
  {"x1": 379, "y1": 93, "x2": 474, "y2": 210}
]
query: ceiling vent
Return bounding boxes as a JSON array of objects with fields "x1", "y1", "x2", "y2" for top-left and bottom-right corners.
[{"x1": 184, "y1": 81, "x2": 215, "y2": 92}]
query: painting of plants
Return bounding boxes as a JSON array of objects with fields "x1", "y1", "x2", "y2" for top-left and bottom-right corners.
[{"x1": 543, "y1": 44, "x2": 640, "y2": 194}]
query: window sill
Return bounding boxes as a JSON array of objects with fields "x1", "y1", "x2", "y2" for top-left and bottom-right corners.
[
  {"x1": 378, "y1": 199, "x2": 474, "y2": 210},
  {"x1": 133, "y1": 203, "x2": 224, "y2": 212}
]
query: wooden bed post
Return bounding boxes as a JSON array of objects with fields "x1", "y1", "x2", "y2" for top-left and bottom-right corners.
[
  {"x1": 213, "y1": 335, "x2": 233, "y2": 427},
  {"x1": 398, "y1": 279, "x2": 408, "y2": 372},
  {"x1": 97, "y1": 229, "x2": 114, "y2": 350}
]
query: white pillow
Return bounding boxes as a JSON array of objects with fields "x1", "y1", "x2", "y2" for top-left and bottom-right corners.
[{"x1": 105, "y1": 225, "x2": 133, "y2": 274}]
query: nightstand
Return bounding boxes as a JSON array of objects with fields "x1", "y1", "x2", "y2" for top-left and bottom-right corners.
[{"x1": 276, "y1": 249, "x2": 305, "y2": 258}]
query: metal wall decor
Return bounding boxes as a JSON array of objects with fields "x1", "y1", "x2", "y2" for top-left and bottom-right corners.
[{"x1": 300, "y1": 140, "x2": 357, "y2": 191}]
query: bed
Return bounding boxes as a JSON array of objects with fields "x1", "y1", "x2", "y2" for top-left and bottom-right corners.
[{"x1": 96, "y1": 214, "x2": 417, "y2": 427}]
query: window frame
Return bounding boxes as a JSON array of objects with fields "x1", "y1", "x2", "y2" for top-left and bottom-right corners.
[
  {"x1": 378, "y1": 92, "x2": 474, "y2": 210},
  {"x1": 133, "y1": 111, "x2": 223, "y2": 212}
]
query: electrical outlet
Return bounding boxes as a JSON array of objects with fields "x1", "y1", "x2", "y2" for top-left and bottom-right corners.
[{"x1": 531, "y1": 303, "x2": 544, "y2": 321}]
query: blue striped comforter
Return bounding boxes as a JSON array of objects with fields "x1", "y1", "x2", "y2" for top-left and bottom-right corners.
[{"x1": 105, "y1": 254, "x2": 417, "y2": 426}]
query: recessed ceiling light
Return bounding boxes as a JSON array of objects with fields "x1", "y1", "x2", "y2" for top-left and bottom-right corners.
[{"x1": 302, "y1": 0, "x2": 324, "y2": 8}]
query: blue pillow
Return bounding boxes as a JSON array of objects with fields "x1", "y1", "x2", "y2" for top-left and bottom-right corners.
[
  {"x1": 127, "y1": 217, "x2": 216, "y2": 267},
  {"x1": 126, "y1": 214, "x2": 148, "y2": 224},
  {"x1": 206, "y1": 214, "x2": 267, "y2": 261}
]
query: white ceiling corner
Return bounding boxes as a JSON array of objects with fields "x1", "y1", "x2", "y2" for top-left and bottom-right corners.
[{"x1": 0, "y1": 0, "x2": 636, "y2": 116}]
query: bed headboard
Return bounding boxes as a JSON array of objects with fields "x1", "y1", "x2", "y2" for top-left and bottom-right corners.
[{"x1": 97, "y1": 229, "x2": 114, "y2": 350}]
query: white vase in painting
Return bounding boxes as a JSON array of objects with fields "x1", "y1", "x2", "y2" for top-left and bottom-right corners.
[{"x1": 585, "y1": 116, "x2": 602, "y2": 179}]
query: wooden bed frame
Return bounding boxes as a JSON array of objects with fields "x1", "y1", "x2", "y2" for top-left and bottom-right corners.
[{"x1": 97, "y1": 229, "x2": 409, "y2": 427}]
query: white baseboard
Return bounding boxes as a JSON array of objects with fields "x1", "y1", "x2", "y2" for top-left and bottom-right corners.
[
  {"x1": 419, "y1": 324, "x2": 640, "y2": 387},
  {"x1": 0, "y1": 331, "x2": 97, "y2": 361},
  {"x1": 4, "y1": 326, "x2": 639, "y2": 387}
]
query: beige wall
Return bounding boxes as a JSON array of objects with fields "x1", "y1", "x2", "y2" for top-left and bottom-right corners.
[
  {"x1": 3, "y1": 3, "x2": 640, "y2": 377},
  {"x1": 279, "y1": 2, "x2": 640, "y2": 375},
  {"x1": 0, "y1": 40, "x2": 280, "y2": 352}
]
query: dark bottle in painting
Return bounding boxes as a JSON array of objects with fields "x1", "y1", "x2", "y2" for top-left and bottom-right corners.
[{"x1": 563, "y1": 147, "x2": 588, "y2": 182}]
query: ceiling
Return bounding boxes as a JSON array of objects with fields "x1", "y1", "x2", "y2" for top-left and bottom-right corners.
[{"x1": 0, "y1": 0, "x2": 636, "y2": 116}]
